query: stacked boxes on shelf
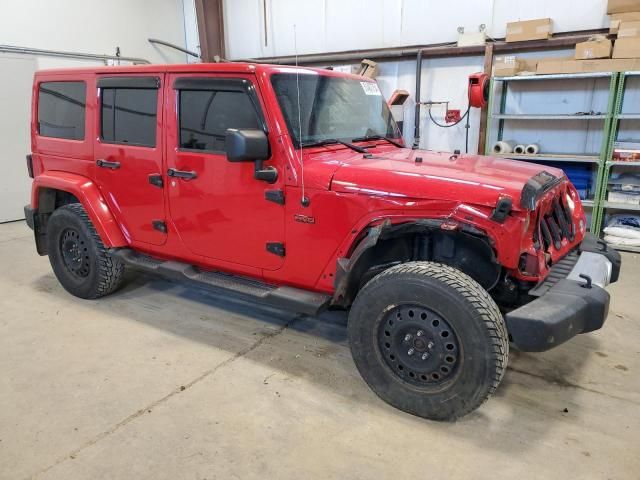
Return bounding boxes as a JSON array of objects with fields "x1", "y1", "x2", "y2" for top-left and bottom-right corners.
[
  {"x1": 610, "y1": 0, "x2": 640, "y2": 59},
  {"x1": 535, "y1": 1, "x2": 640, "y2": 75}
]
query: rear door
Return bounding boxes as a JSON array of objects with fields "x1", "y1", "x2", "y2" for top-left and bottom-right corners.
[{"x1": 94, "y1": 75, "x2": 166, "y2": 246}]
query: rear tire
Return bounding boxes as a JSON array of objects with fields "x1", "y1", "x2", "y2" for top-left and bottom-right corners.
[
  {"x1": 348, "y1": 261, "x2": 508, "y2": 421},
  {"x1": 47, "y1": 203, "x2": 125, "y2": 299}
]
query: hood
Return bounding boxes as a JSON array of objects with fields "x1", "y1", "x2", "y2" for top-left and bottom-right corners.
[{"x1": 305, "y1": 147, "x2": 565, "y2": 211}]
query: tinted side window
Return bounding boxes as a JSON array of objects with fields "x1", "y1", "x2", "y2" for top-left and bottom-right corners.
[
  {"x1": 179, "y1": 90, "x2": 260, "y2": 152},
  {"x1": 101, "y1": 88, "x2": 157, "y2": 147},
  {"x1": 38, "y1": 81, "x2": 86, "y2": 140}
]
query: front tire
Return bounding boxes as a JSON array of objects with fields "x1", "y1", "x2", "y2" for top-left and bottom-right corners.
[
  {"x1": 47, "y1": 203, "x2": 125, "y2": 299},
  {"x1": 348, "y1": 261, "x2": 508, "y2": 421}
]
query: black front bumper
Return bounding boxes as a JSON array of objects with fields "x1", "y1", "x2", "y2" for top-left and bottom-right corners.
[{"x1": 505, "y1": 234, "x2": 621, "y2": 352}]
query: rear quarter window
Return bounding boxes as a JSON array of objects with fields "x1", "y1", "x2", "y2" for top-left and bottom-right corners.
[{"x1": 37, "y1": 81, "x2": 86, "y2": 140}]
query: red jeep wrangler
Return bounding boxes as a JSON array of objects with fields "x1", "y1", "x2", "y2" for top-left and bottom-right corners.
[{"x1": 25, "y1": 63, "x2": 621, "y2": 420}]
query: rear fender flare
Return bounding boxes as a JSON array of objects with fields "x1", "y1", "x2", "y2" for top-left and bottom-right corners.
[{"x1": 32, "y1": 172, "x2": 127, "y2": 247}]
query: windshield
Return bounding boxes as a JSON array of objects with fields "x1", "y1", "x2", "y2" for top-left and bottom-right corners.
[{"x1": 271, "y1": 73, "x2": 401, "y2": 147}]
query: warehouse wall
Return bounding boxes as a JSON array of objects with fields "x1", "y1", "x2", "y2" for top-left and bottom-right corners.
[
  {"x1": 0, "y1": 0, "x2": 192, "y2": 222},
  {"x1": 221, "y1": 0, "x2": 610, "y2": 153},
  {"x1": 1, "y1": 0, "x2": 191, "y2": 67},
  {"x1": 223, "y1": 0, "x2": 609, "y2": 59}
]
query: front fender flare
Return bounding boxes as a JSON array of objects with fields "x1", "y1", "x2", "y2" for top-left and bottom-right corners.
[
  {"x1": 32, "y1": 171, "x2": 127, "y2": 247},
  {"x1": 332, "y1": 219, "x2": 500, "y2": 306}
]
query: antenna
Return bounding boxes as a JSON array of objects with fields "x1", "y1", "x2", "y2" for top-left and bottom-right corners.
[{"x1": 294, "y1": 24, "x2": 310, "y2": 207}]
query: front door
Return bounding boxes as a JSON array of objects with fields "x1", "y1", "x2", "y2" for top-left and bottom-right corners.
[
  {"x1": 166, "y1": 74, "x2": 285, "y2": 271},
  {"x1": 94, "y1": 75, "x2": 166, "y2": 246}
]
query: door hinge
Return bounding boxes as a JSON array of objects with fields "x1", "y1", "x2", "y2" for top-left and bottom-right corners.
[
  {"x1": 266, "y1": 242, "x2": 285, "y2": 257},
  {"x1": 148, "y1": 174, "x2": 163, "y2": 188},
  {"x1": 152, "y1": 220, "x2": 167, "y2": 233},
  {"x1": 265, "y1": 189, "x2": 285, "y2": 205}
]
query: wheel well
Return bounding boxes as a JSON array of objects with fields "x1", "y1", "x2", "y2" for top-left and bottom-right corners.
[
  {"x1": 32, "y1": 188, "x2": 80, "y2": 255},
  {"x1": 333, "y1": 220, "x2": 501, "y2": 307},
  {"x1": 37, "y1": 188, "x2": 80, "y2": 214}
]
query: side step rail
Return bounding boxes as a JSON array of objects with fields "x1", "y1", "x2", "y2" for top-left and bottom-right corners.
[{"x1": 109, "y1": 248, "x2": 330, "y2": 316}]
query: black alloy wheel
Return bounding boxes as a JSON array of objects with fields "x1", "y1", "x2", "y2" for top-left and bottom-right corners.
[
  {"x1": 60, "y1": 227, "x2": 91, "y2": 279},
  {"x1": 378, "y1": 304, "x2": 460, "y2": 386}
]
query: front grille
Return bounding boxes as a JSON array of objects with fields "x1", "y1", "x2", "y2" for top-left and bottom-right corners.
[{"x1": 536, "y1": 188, "x2": 575, "y2": 252}]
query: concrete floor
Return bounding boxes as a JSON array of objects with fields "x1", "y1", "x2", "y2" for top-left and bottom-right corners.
[{"x1": 1, "y1": 220, "x2": 639, "y2": 480}]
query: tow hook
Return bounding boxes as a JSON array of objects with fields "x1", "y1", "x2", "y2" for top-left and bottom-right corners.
[{"x1": 579, "y1": 273, "x2": 593, "y2": 289}]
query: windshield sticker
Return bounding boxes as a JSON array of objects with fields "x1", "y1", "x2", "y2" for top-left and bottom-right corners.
[{"x1": 360, "y1": 82, "x2": 381, "y2": 96}]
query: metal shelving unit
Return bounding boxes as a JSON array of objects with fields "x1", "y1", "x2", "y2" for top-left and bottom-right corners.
[
  {"x1": 493, "y1": 154, "x2": 600, "y2": 163},
  {"x1": 485, "y1": 72, "x2": 619, "y2": 232},
  {"x1": 492, "y1": 114, "x2": 607, "y2": 120},
  {"x1": 595, "y1": 71, "x2": 640, "y2": 253}
]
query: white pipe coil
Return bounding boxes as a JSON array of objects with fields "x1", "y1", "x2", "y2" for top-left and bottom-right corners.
[
  {"x1": 493, "y1": 141, "x2": 515, "y2": 154},
  {"x1": 525, "y1": 144, "x2": 540, "y2": 155}
]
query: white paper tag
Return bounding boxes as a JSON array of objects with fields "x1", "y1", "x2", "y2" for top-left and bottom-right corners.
[{"x1": 360, "y1": 81, "x2": 381, "y2": 96}]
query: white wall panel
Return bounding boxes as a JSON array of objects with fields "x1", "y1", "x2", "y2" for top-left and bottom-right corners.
[
  {"x1": 0, "y1": 55, "x2": 37, "y2": 222},
  {"x1": 325, "y1": 0, "x2": 386, "y2": 52},
  {"x1": 183, "y1": 0, "x2": 201, "y2": 62},
  {"x1": 270, "y1": 0, "x2": 327, "y2": 56},
  {"x1": 0, "y1": 0, "x2": 189, "y2": 221},
  {"x1": 399, "y1": 0, "x2": 494, "y2": 46},
  {"x1": 1, "y1": 0, "x2": 189, "y2": 65},
  {"x1": 225, "y1": 0, "x2": 609, "y2": 59},
  {"x1": 224, "y1": 0, "x2": 267, "y2": 59}
]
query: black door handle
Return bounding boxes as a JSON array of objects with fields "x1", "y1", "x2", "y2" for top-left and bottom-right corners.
[
  {"x1": 167, "y1": 168, "x2": 197, "y2": 180},
  {"x1": 96, "y1": 159, "x2": 120, "y2": 169}
]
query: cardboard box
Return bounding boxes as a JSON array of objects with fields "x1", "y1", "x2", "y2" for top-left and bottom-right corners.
[
  {"x1": 537, "y1": 58, "x2": 640, "y2": 74},
  {"x1": 608, "y1": 0, "x2": 640, "y2": 14},
  {"x1": 613, "y1": 37, "x2": 640, "y2": 58},
  {"x1": 575, "y1": 38, "x2": 612, "y2": 59},
  {"x1": 610, "y1": 19, "x2": 622, "y2": 34},
  {"x1": 535, "y1": 59, "x2": 567, "y2": 74},
  {"x1": 611, "y1": 11, "x2": 640, "y2": 21},
  {"x1": 493, "y1": 56, "x2": 523, "y2": 76},
  {"x1": 506, "y1": 18, "x2": 552, "y2": 42},
  {"x1": 519, "y1": 58, "x2": 539, "y2": 74},
  {"x1": 357, "y1": 59, "x2": 378, "y2": 79},
  {"x1": 618, "y1": 20, "x2": 640, "y2": 37}
]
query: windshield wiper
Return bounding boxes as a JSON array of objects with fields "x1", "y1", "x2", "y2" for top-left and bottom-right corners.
[
  {"x1": 300, "y1": 138, "x2": 368, "y2": 154},
  {"x1": 351, "y1": 134, "x2": 404, "y2": 148}
]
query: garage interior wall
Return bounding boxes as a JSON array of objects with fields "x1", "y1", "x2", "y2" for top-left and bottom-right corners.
[
  {"x1": 222, "y1": 0, "x2": 612, "y2": 152},
  {"x1": 0, "y1": 0, "x2": 195, "y2": 222}
]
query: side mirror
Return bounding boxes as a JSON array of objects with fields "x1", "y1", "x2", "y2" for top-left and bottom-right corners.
[
  {"x1": 225, "y1": 128, "x2": 270, "y2": 162},
  {"x1": 225, "y1": 128, "x2": 277, "y2": 183}
]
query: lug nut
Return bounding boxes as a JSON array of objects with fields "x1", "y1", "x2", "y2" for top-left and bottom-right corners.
[
  {"x1": 407, "y1": 348, "x2": 415, "y2": 356},
  {"x1": 421, "y1": 353, "x2": 429, "y2": 360},
  {"x1": 427, "y1": 341, "x2": 434, "y2": 349},
  {"x1": 404, "y1": 334, "x2": 412, "y2": 342},
  {"x1": 416, "y1": 330, "x2": 424, "y2": 337}
]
